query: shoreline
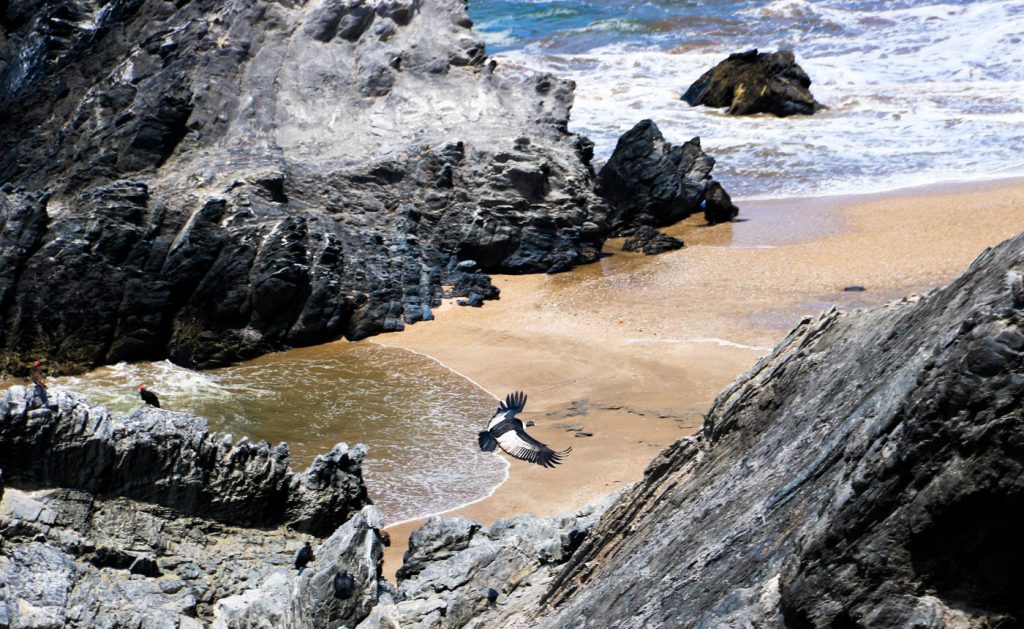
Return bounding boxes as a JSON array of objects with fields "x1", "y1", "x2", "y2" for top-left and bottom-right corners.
[{"x1": 379, "y1": 176, "x2": 1024, "y2": 581}]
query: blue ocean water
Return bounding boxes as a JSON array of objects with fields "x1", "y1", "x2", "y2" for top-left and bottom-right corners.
[{"x1": 471, "y1": 0, "x2": 1024, "y2": 198}]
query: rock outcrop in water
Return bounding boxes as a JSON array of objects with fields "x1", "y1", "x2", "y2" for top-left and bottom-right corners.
[
  {"x1": 0, "y1": 387, "x2": 368, "y2": 535},
  {"x1": 597, "y1": 119, "x2": 736, "y2": 235},
  {"x1": 682, "y1": 49, "x2": 825, "y2": 117}
]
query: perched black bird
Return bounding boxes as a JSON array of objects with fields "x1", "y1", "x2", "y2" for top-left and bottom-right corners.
[
  {"x1": 138, "y1": 385, "x2": 160, "y2": 408},
  {"x1": 332, "y1": 571, "x2": 355, "y2": 599},
  {"x1": 483, "y1": 587, "x2": 499, "y2": 604},
  {"x1": 478, "y1": 391, "x2": 571, "y2": 468},
  {"x1": 295, "y1": 541, "x2": 314, "y2": 572}
]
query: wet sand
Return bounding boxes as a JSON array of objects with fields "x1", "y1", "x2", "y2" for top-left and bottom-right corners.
[{"x1": 380, "y1": 178, "x2": 1024, "y2": 580}]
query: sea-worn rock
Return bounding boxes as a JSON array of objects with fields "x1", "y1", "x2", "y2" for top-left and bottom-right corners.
[
  {"x1": 0, "y1": 0, "x2": 611, "y2": 374},
  {"x1": 540, "y1": 232, "x2": 1024, "y2": 626},
  {"x1": 682, "y1": 49, "x2": 825, "y2": 117},
  {"x1": 0, "y1": 387, "x2": 368, "y2": 534},
  {"x1": 621, "y1": 225, "x2": 684, "y2": 255},
  {"x1": 596, "y1": 119, "x2": 733, "y2": 236}
]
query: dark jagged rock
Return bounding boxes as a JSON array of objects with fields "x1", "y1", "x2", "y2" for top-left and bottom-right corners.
[
  {"x1": 0, "y1": 0, "x2": 610, "y2": 374},
  {"x1": 540, "y1": 232, "x2": 1024, "y2": 626},
  {"x1": 596, "y1": 119, "x2": 733, "y2": 236},
  {"x1": 621, "y1": 225, "x2": 684, "y2": 256},
  {"x1": 682, "y1": 49, "x2": 825, "y2": 117},
  {"x1": 0, "y1": 387, "x2": 368, "y2": 535}
]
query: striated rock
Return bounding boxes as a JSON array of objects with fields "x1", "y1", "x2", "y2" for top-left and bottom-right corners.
[
  {"x1": 621, "y1": 225, "x2": 684, "y2": 255},
  {"x1": 540, "y1": 232, "x2": 1024, "y2": 626},
  {"x1": 0, "y1": 0, "x2": 611, "y2": 373},
  {"x1": 0, "y1": 387, "x2": 369, "y2": 535},
  {"x1": 596, "y1": 119, "x2": 732, "y2": 236},
  {"x1": 682, "y1": 49, "x2": 825, "y2": 117}
]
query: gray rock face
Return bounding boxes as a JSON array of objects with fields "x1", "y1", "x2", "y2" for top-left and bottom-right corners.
[
  {"x1": 596, "y1": 119, "x2": 730, "y2": 235},
  {"x1": 0, "y1": 387, "x2": 368, "y2": 535},
  {"x1": 0, "y1": 0, "x2": 612, "y2": 373},
  {"x1": 540, "y1": 232, "x2": 1024, "y2": 626},
  {"x1": 373, "y1": 499, "x2": 611, "y2": 628},
  {"x1": 0, "y1": 486, "x2": 385, "y2": 628},
  {"x1": 211, "y1": 506, "x2": 387, "y2": 629},
  {"x1": 682, "y1": 49, "x2": 825, "y2": 117}
]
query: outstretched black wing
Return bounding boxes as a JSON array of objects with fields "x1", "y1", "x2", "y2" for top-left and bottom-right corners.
[
  {"x1": 498, "y1": 391, "x2": 527, "y2": 414},
  {"x1": 493, "y1": 422, "x2": 572, "y2": 468}
]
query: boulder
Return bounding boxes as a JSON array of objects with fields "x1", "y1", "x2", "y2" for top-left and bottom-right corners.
[
  {"x1": 682, "y1": 49, "x2": 824, "y2": 117},
  {"x1": 702, "y1": 180, "x2": 739, "y2": 224},
  {"x1": 621, "y1": 226, "x2": 684, "y2": 255}
]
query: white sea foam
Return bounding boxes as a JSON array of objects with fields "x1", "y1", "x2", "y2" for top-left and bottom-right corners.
[
  {"x1": 621, "y1": 337, "x2": 772, "y2": 351},
  {"x1": 490, "y1": 0, "x2": 1024, "y2": 198}
]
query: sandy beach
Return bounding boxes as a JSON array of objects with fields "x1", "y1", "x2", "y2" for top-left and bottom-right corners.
[{"x1": 379, "y1": 178, "x2": 1024, "y2": 580}]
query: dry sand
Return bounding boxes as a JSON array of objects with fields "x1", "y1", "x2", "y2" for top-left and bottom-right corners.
[{"x1": 379, "y1": 178, "x2": 1024, "y2": 580}]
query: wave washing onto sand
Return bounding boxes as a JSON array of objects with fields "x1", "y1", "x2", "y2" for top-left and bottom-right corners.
[
  {"x1": 475, "y1": 0, "x2": 1024, "y2": 199},
  {"x1": 622, "y1": 337, "x2": 772, "y2": 351},
  {"x1": 54, "y1": 346, "x2": 508, "y2": 524}
]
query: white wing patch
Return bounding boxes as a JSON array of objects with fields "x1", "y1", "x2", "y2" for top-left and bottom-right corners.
[
  {"x1": 494, "y1": 429, "x2": 537, "y2": 457},
  {"x1": 487, "y1": 409, "x2": 515, "y2": 431}
]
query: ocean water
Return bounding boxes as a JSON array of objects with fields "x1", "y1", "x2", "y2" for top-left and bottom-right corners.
[
  {"x1": 53, "y1": 343, "x2": 508, "y2": 524},
  {"x1": 472, "y1": 0, "x2": 1024, "y2": 198}
]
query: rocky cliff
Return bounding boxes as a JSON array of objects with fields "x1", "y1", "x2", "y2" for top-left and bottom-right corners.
[
  {"x1": 0, "y1": 0, "x2": 733, "y2": 374},
  {"x1": 534, "y1": 231, "x2": 1024, "y2": 627}
]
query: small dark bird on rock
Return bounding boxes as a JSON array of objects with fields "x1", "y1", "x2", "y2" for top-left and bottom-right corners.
[
  {"x1": 138, "y1": 385, "x2": 160, "y2": 408},
  {"x1": 295, "y1": 541, "x2": 314, "y2": 572},
  {"x1": 333, "y1": 571, "x2": 355, "y2": 599},
  {"x1": 478, "y1": 391, "x2": 571, "y2": 468},
  {"x1": 484, "y1": 587, "x2": 499, "y2": 604}
]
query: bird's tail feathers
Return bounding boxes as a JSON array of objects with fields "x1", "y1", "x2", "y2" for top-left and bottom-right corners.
[
  {"x1": 498, "y1": 390, "x2": 527, "y2": 413},
  {"x1": 478, "y1": 431, "x2": 498, "y2": 452}
]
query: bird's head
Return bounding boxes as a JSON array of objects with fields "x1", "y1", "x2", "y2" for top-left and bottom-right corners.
[{"x1": 138, "y1": 385, "x2": 146, "y2": 391}]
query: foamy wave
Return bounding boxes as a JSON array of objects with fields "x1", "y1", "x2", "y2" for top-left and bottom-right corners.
[
  {"x1": 490, "y1": 0, "x2": 1024, "y2": 198},
  {"x1": 622, "y1": 337, "x2": 771, "y2": 351}
]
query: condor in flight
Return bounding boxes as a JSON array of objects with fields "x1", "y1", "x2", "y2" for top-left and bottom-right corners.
[{"x1": 478, "y1": 391, "x2": 571, "y2": 468}]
